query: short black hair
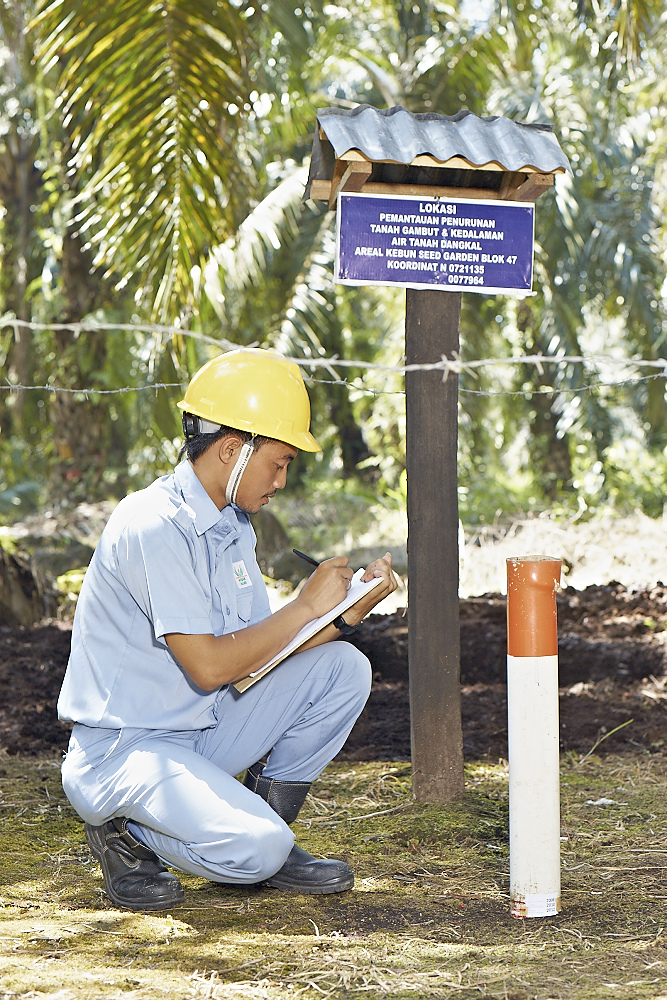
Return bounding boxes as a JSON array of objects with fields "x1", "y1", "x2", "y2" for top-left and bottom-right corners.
[{"x1": 178, "y1": 415, "x2": 271, "y2": 463}]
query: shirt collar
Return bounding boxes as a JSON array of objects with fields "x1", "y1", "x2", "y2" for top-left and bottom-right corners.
[{"x1": 173, "y1": 460, "x2": 233, "y2": 536}]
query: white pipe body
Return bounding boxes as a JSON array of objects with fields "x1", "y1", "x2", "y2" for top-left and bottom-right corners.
[{"x1": 507, "y1": 652, "x2": 561, "y2": 918}]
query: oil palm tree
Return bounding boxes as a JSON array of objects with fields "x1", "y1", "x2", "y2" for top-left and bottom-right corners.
[{"x1": 476, "y1": 0, "x2": 667, "y2": 505}]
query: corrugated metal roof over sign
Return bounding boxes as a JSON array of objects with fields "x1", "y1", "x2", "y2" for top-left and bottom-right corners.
[
  {"x1": 305, "y1": 105, "x2": 571, "y2": 203},
  {"x1": 320, "y1": 105, "x2": 569, "y2": 172}
]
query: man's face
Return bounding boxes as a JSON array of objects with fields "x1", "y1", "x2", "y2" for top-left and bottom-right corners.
[{"x1": 234, "y1": 439, "x2": 297, "y2": 515}]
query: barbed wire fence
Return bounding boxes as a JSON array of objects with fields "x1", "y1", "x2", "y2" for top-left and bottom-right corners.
[{"x1": 2, "y1": 317, "x2": 667, "y2": 399}]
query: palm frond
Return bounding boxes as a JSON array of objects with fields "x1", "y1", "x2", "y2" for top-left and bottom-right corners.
[
  {"x1": 31, "y1": 0, "x2": 256, "y2": 320},
  {"x1": 202, "y1": 163, "x2": 308, "y2": 325}
]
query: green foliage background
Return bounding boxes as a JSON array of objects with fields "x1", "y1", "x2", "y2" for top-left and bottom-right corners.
[{"x1": 0, "y1": 0, "x2": 666, "y2": 527}]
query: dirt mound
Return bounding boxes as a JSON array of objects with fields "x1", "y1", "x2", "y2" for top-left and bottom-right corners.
[{"x1": 1, "y1": 581, "x2": 665, "y2": 761}]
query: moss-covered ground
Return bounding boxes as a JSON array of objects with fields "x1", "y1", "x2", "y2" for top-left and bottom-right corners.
[{"x1": 0, "y1": 751, "x2": 665, "y2": 1000}]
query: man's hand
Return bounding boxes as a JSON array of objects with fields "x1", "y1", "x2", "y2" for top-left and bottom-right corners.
[
  {"x1": 345, "y1": 552, "x2": 397, "y2": 624},
  {"x1": 296, "y1": 556, "x2": 354, "y2": 619}
]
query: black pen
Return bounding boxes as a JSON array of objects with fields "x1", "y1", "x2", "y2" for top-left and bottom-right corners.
[{"x1": 293, "y1": 548, "x2": 320, "y2": 568}]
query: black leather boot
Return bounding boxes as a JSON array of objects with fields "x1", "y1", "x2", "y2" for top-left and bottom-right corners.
[
  {"x1": 244, "y1": 762, "x2": 354, "y2": 894},
  {"x1": 85, "y1": 818, "x2": 185, "y2": 911}
]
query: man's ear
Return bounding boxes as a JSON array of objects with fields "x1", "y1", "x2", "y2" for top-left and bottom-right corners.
[{"x1": 216, "y1": 434, "x2": 247, "y2": 466}]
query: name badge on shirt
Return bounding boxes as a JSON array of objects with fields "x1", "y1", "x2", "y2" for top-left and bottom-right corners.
[{"x1": 233, "y1": 560, "x2": 253, "y2": 589}]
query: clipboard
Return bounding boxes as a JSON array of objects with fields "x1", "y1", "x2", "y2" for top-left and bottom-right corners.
[{"x1": 232, "y1": 569, "x2": 382, "y2": 693}]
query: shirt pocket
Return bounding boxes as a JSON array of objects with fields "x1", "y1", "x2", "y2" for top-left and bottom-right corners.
[{"x1": 237, "y1": 590, "x2": 253, "y2": 624}]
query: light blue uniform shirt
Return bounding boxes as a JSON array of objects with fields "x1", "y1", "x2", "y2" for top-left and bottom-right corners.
[{"x1": 58, "y1": 461, "x2": 271, "y2": 731}]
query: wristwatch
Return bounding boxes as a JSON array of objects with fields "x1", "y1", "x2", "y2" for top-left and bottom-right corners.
[{"x1": 333, "y1": 613, "x2": 361, "y2": 635}]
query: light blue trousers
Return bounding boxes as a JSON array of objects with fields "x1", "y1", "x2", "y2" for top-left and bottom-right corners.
[{"x1": 62, "y1": 642, "x2": 371, "y2": 885}]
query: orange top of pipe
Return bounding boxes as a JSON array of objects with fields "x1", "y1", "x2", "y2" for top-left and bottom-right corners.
[{"x1": 506, "y1": 556, "x2": 561, "y2": 657}]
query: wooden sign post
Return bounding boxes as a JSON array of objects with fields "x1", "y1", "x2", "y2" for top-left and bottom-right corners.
[{"x1": 405, "y1": 288, "x2": 464, "y2": 799}]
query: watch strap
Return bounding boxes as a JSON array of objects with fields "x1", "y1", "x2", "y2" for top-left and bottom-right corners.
[{"x1": 333, "y1": 613, "x2": 361, "y2": 635}]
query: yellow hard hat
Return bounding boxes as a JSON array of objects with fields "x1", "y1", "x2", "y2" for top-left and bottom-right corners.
[{"x1": 177, "y1": 348, "x2": 321, "y2": 453}]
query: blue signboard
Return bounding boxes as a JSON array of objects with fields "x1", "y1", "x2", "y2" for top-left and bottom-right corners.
[{"x1": 335, "y1": 192, "x2": 535, "y2": 295}]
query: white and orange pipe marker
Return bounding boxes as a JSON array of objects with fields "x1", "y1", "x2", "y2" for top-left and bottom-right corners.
[{"x1": 506, "y1": 555, "x2": 562, "y2": 919}]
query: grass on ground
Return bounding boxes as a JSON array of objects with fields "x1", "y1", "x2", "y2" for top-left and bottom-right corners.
[{"x1": 0, "y1": 750, "x2": 665, "y2": 1000}]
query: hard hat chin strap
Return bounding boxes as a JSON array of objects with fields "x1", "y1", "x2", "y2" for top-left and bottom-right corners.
[{"x1": 225, "y1": 438, "x2": 255, "y2": 506}]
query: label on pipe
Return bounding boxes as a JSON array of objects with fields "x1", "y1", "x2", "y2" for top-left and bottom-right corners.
[{"x1": 511, "y1": 892, "x2": 560, "y2": 919}]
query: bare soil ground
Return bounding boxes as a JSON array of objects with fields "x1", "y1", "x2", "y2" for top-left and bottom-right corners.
[{"x1": 1, "y1": 581, "x2": 665, "y2": 761}]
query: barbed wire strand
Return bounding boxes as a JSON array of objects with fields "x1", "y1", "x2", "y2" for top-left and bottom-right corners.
[
  {"x1": 3, "y1": 369, "x2": 664, "y2": 400},
  {"x1": 310, "y1": 372, "x2": 665, "y2": 397}
]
